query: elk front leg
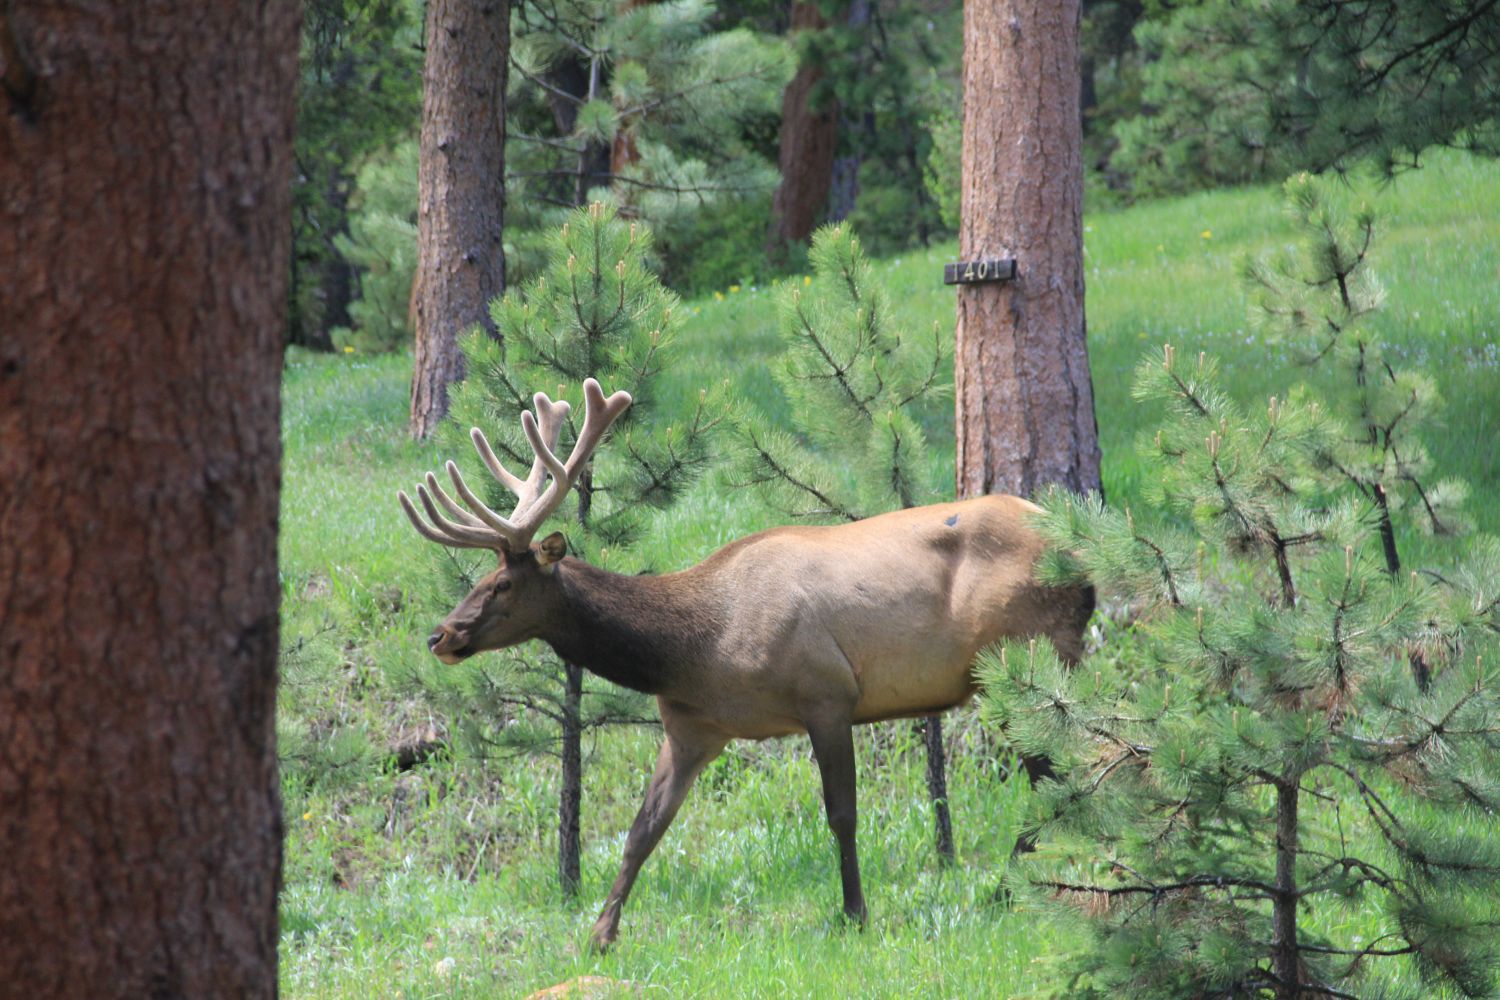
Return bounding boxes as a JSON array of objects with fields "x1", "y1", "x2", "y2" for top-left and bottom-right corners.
[
  {"x1": 589, "y1": 728, "x2": 725, "y2": 952},
  {"x1": 807, "y1": 719, "x2": 867, "y2": 927}
]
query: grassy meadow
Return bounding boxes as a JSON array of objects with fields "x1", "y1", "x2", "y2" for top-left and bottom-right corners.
[{"x1": 277, "y1": 151, "x2": 1500, "y2": 998}]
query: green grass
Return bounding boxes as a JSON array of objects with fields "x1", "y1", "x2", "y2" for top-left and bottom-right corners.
[
  {"x1": 282, "y1": 722, "x2": 1052, "y2": 997},
  {"x1": 278, "y1": 150, "x2": 1500, "y2": 997}
]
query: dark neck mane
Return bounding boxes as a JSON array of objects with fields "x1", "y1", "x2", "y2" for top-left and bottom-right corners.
[{"x1": 542, "y1": 559, "x2": 720, "y2": 695}]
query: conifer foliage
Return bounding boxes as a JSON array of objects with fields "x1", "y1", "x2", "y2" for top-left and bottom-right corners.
[
  {"x1": 729, "y1": 224, "x2": 960, "y2": 861},
  {"x1": 408, "y1": 203, "x2": 723, "y2": 896},
  {"x1": 1246, "y1": 174, "x2": 1469, "y2": 577},
  {"x1": 731, "y1": 224, "x2": 949, "y2": 520},
  {"x1": 979, "y1": 347, "x2": 1500, "y2": 999},
  {"x1": 508, "y1": 0, "x2": 788, "y2": 236}
]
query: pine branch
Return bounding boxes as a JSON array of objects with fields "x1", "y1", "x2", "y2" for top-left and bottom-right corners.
[
  {"x1": 510, "y1": 56, "x2": 589, "y2": 108},
  {"x1": 1126, "y1": 508, "x2": 1183, "y2": 607},
  {"x1": 1037, "y1": 873, "x2": 1281, "y2": 899},
  {"x1": 741, "y1": 427, "x2": 860, "y2": 522},
  {"x1": 790, "y1": 294, "x2": 876, "y2": 422}
]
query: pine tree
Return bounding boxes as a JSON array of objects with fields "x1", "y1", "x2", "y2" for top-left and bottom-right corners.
[
  {"x1": 980, "y1": 346, "x2": 1500, "y2": 1000},
  {"x1": 728, "y1": 223, "x2": 961, "y2": 861},
  {"x1": 1246, "y1": 173, "x2": 1469, "y2": 577},
  {"x1": 1105, "y1": 0, "x2": 1500, "y2": 195},
  {"x1": 1248, "y1": 175, "x2": 1473, "y2": 692},
  {"x1": 407, "y1": 203, "x2": 724, "y2": 896},
  {"x1": 955, "y1": 0, "x2": 1102, "y2": 499},
  {"x1": 331, "y1": 141, "x2": 419, "y2": 354},
  {"x1": 506, "y1": 0, "x2": 789, "y2": 261}
]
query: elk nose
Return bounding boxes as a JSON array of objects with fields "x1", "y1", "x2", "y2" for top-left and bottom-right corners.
[{"x1": 427, "y1": 629, "x2": 445, "y2": 652}]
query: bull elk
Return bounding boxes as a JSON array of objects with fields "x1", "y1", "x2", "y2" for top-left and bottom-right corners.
[{"x1": 398, "y1": 378, "x2": 1093, "y2": 950}]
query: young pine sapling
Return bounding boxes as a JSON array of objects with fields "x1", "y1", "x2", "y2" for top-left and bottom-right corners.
[{"x1": 981, "y1": 346, "x2": 1500, "y2": 999}]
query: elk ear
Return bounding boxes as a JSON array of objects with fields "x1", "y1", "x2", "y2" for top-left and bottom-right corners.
[{"x1": 535, "y1": 532, "x2": 568, "y2": 568}]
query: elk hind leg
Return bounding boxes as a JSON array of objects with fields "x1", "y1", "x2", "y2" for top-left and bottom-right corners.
[
  {"x1": 589, "y1": 728, "x2": 725, "y2": 952},
  {"x1": 807, "y1": 718, "x2": 867, "y2": 927}
]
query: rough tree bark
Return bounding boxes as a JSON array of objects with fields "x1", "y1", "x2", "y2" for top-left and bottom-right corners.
[
  {"x1": 954, "y1": 0, "x2": 1102, "y2": 499},
  {"x1": 0, "y1": 2, "x2": 299, "y2": 996},
  {"x1": 766, "y1": 0, "x2": 840, "y2": 257},
  {"x1": 411, "y1": 0, "x2": 510, "y2": 439}
]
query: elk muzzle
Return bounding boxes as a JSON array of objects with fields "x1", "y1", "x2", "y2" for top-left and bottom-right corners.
[{"x1": 427, "y1": 625, "x2": 471, "y2": 663}]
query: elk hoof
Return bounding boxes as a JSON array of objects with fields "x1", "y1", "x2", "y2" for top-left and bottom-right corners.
[
  {"x1": 836, "y1": 906, "x2": 868, "y2": 932},
  {"x1": 587, "y1": 924, "x2": 617, "y2": 954}
]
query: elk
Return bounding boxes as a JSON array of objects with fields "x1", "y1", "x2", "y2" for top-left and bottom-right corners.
[{"x1": 398, "y1": 378, "x2": 1093, "y2": 951}]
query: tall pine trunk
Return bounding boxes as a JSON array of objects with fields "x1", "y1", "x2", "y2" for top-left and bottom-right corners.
[
  {"x1": 766, "y1": 0, "x2": 839, "y2": 257},
  {"x1": 411, "y1": 0, "x2": 510, "y2": 439},
  {"x1": 0, "y1": 1, "x2": 298, "y2": 994},
  {"x1": 954, "y1": 0, "x2": 1101, "y2": 498}
]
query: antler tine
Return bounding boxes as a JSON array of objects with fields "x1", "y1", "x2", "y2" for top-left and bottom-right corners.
[
  {"x1": 520, "y1": 408, "x2": 570, "y2": 495},
  {"x1": 503, "y1": 378, "x2": 634, "y2": 547},
  {"x1": 469, "y1": 428, "x2": 527, "y2": 496},
  {"x1": 468, "y1": 393, "x2": 571, "y2": 512},
  {"x1": 397, "y1": 488, "x2": 500, "y2": 551},
  {"x1": 397, "y1": 379, "x2": 630, "y2": 554},
  {"x1": 515, "y1": 393, "x2": 572, "y2": 517},
  {"x1": 562, "y1": 378, "x2": 634, "y2": 482},
  {"x1": 415, "y1": 482, "x2": 508, "y2": 548},
  {"x1": 495, "y1": 377, "x2": 630, "y2": 548},
  {"x1": 443, "y1": 462, "x2": 527, "y2": 544},
  {"x1": 423, "y1": 471, "x2": 487, "y2": 529}
]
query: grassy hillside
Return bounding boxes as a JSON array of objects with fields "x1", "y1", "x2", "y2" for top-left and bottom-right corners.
[{"x1": 278, "y1": 151, "x2": 1500, "y2": 997}]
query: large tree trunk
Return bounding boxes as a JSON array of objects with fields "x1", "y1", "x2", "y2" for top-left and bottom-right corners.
[
  {"x1": 411, "y1": 0, "x2": 510, "y2": 440},
  {"x1": 954, "y1": 0, "x2": 1102, "y2": 499},
  {"x1": 766, "y1": 0, "x2": 839, "y2": 257},
  {"x1": 0, "y1": 2, "x2": 298, "y2": 996}
]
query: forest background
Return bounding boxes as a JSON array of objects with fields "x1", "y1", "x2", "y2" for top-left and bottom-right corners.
[{"x1": 295, "y1": 0, "x2": 1500, "y2": 355}]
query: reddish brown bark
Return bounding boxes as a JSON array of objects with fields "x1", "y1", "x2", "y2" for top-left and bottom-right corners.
[
  {"x1": 411, "y1": 0, "x2": 510, "y2": 439},
  {"x1": 767, "y1": 1, "x2": 840, "y2": 255},
  {"x1": 611, "y1": 129, "x2": 641, "y2": 177},
  {"x1": 612, "y1": 124, "x2": 641, "y2": 220},
  {"x1": 954, "y1": 0, "x2": 1101, "y2": 498},
  {"x1": 609, "y1": 0, "x2": 652, "y2": 196},
  {"x1": 0, "y1": 2, "x2": 298, "y2": 996}
]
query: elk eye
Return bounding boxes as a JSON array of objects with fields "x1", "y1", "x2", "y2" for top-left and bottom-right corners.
[{"x1": 492, "y1": 580, "x2": 512, "y2": 594}]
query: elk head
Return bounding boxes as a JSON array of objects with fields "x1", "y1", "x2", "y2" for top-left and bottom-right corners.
[{"x1": 397, "y1": 378, "x2": 632, "y2": 663}]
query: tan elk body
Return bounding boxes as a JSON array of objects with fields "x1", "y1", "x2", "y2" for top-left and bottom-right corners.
[{"x1": 399, "y1": 379, "x2": 1092, "y2": 950}]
